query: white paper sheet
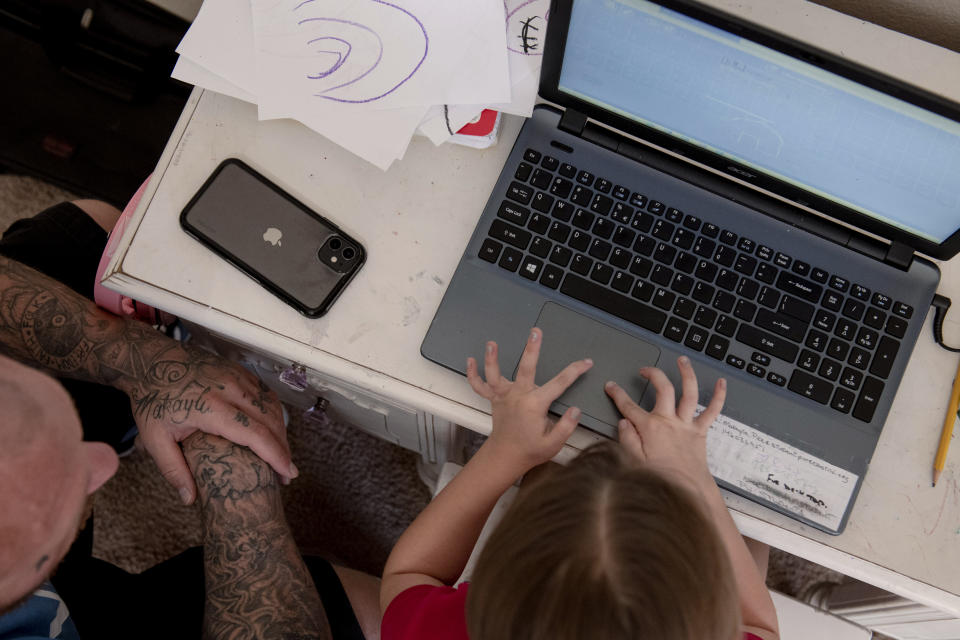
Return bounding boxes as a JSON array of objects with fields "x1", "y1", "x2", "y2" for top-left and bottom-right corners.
[
  {"x1": 417, "y1": 104, "x2": 486, "y2": 145},
  {"x1": 700, "y1": 406, "x2": 859, "y2": 531},
  {"x1": 491, "y1": 0, "x2": 550, "y2": 117},
  {"x1": 175, "y1": 0, "x2": 258, "y2": 96},
  {"x1": 172, "y1": 56, "x2": 257, "y2": 104}
]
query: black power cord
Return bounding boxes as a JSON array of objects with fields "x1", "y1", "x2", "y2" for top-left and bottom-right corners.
[{"x1": 932, "y1": 294, "x2": 960, "y2": 353}]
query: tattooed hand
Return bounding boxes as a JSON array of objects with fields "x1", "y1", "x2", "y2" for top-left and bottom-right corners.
[
  {"x1": 0, "y1": 255, "x2": 294, "y2": 504},
  {"x1": 183, "y1": 432, "x2": 331, "y2": 640}
]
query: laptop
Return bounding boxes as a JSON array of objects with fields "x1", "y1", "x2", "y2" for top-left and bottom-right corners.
[{"x1": 422, "y1": 0, "x2": 960, "y2": 534}]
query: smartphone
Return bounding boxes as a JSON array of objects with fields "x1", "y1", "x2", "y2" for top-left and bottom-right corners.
[{"x1": 180, "y1": 158, "x2": 365, "y2": 318}]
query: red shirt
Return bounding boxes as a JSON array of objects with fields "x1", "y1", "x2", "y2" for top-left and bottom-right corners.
[{"x1": 382, "y1": 583, "x2": 764, "y2": 640}]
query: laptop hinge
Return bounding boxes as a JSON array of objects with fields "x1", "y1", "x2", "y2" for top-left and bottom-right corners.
[
  {"x1": 558, "y1": 109, "x2": 587, "y2": 136},
  {"x1": 883, "y1": 241, "x2": 915, "y2": 270}
]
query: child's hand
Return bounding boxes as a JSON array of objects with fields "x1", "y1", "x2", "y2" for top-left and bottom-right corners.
[
  {"x1": 604, "y1": 356, "x2": 726, "y2": 491},
  {"x1": 467, "y1": 328, "x2": 593, "y2": 472}
]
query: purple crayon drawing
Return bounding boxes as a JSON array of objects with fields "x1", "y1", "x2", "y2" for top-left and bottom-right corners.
[
  {"x1": 294, "y1": 0, "x2": 428, "y2": 104},
  {"x1": 505, "y1": 0, "x2": 549, "y2": 56}
]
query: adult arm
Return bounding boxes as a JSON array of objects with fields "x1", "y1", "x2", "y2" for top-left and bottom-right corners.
[
  {"x1": 606, "y1": 358, "x2": 780, "y2": 639},
  {"x1": 380, "y1": 329, "x2": 592, "y2": 613},
  {"x1": 182, "y1": 431, "x2": 331, "y2": 640},
  {"x1": 0, "y1": 254, "x2": 294, "y2": 502}
]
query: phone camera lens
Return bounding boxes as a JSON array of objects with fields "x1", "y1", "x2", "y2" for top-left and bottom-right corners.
[
  {"x1": 329, "y1": 237, "x2": 342, "y2": 250},
  {"x1": 343, "y1": 247, "x2": 356, "y2": 260}
]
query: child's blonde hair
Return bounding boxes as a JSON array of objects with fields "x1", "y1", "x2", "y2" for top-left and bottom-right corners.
[{"x1": 466, "y1": 441, "x2": 740, "y2": 640}]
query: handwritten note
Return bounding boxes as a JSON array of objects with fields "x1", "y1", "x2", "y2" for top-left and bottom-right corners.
[{"x1": 699, "y1": 406, "x2": 858, "y2": 531}]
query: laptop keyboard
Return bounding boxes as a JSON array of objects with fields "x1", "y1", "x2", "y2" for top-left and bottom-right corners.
[{"x1": 479, "y1": 147, "x2": 916, "y2": 424}]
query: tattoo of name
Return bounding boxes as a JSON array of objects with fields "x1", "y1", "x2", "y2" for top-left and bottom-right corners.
[{"x1": 133, "y1": 382, "x2": 212, "y2": 423}]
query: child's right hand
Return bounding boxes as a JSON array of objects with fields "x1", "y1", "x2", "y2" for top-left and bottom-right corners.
[
  {"x1": 604, "y1": 356, "x2": 726, "y2": 490},
  {"x1": 467, "y1": 327, "x2": 593, "y2": 473}
]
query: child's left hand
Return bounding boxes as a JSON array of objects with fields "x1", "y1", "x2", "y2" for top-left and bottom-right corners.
[{"x1": 467, "y1": 327, "x2": 593, "y2": 472}]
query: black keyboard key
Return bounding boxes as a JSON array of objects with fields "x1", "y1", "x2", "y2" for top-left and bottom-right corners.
[
  {"x1": 551, "y1": 200, "x2": 574, "y2": 221},
  {"x1": 831, "y1": 388, "x2": 855, "y2": 413},
  {"x1": 869, "y1": 336, "x2": 899, "y2": 378},
  {"x1": 541, "y1": 155, "x2": 559, "y2": 171},
  {"x1": 737, "y1": 237, "x2": 756, "y2": 253},
  {"x1": 589, "y1": 238, "x2": 612, "y2": 261},
  {"x1": 756, "y1": 263, "x2": 778, "y2": 284},
  {"x1": 490, "y1": 219, "x2": 531, "y2": 249},
  {"x1": 576, "y1": 170, "x2": 594, "y2": 186},
  {"x1": 872, "y1": 292, "x2": 892, "y2": 310},
  {"x1": 651, "y1": 264, "x2": 674, "y2": 286},
  {"x1": 590, "y1": 262, "x2": 613, "y2": 285},
  {"x1": 755, "y1": 308, "x2": 807, "y2": 341},
  {"x1": 851, "y1": 284, "x2": 870, "y2": 300},
  {"x1": 695, "y1": 260, "x2": 718, "y2": 283},
  {"x1": 757, "y1": 287, "x2": 781, "y2": 309},
  {"x1": 810, "y1": 268, "x2": 829, "y2": 284},
  {"x1": 654, "y1": 242, "x2": 678, "y2": 264},
  {"x1": 827, "y1": 338, "x2": 849, "y2": 360},
  {"x1": 613, "y1": 185, "x2": 630, "y2": 200},
  {"x1": 752, "y1": 352, "x2": 771, "y2": 366},
  {"x1": 756, "y1": 245, "x2": 774, "y2": 261},
  {"x1": 612, "y1": 226, "x2": 636, "y2": 248},
  {"x1": 528, "y1": 213, "x2": 550, "y2": 235},
  {"x1": 652, "y1": 220, "x2": 675, "y2": 241},
  {"x1": 632, "y1": 280, "x2": 655, "y2": 302},
  {"x1": 692, "y1": 282, "x2": 715, "y2": 304},
  {"x1": 571, "y1": 185, "x2": 593, "y2": 206},
  {"x1": 734, "y1": 299, "x2": 757, "y2": 322},
  {"x1": 611, "y1": 202, "x2": 634, "y2": 224},
  {"x1": 702, "y1": 223, "x2": 720, "y2": 238},
  {"x1": 572, "y1": 208, "x2": 595, "y2": 230},
  {"x1": 499, "y1": 247, "x2": 522, "y2": 271},
  {"x1": 774, "y1": 252, "x2": 791, "y2": 268},
  {"x1": 842, "y1": 298, "x2": 865, "y2": 321},
  {"x1": 716, "y1": 269, "x2": 739, "y2": 291},
  {"x1": 530, "y1": 168, "x2": 552, "y2": 190},
  {"x1": 559, "y1": 162, "x2": 577, "y2": 178},
  {"x1": 788, "y1": 370, "x2": 831, "y2": 404},
  {"x1": 792, "y1": 260, "x2": 811, "y2": 276},
  {"x1": 713, "y1": 291, "x2": 736, "y2": 313},
  {"x1": 648, "y1": 200, "x2": 665, "y2": 215},
  {"x1": 736, "y1": 278, "x2": 759, "y2": 300},
  {"x1": 806, "y1": 330, "x2": 828, "y2": 352},
  {"x1": 798, "y1": 349, "x2": 820, "y2": 372},
  {"x1": 747, "y1": 363, "x2": 766, "y2": 378},
  {"x1": 735, "y1": 254, "x2": 757, "y2": 276},
  {"x1": 695, "y1": 305, "x2": 718, "y2": 328},
  {"x1": 592, "y1": 217, "x2": 615, "y2": 240},
  {"x1": 767, "y1": 372, "x2": 787, "y2": 387},
  {"x1": 852, "y1": 377, "x2": 884, "y2": 422},
  {"x1": 515, "y1": 162, "x2": 533, "y2": 181},
  {"x1": 549, "y1": 177, "x2": 573, "y2": 199},
  {"x1": 519, "y1": 256, "x2": 544, "y2": 280},
  {"x1": 540, "y1": 264, "x2": 563, "y2": 289},
  {"x1": 727, "y1": 355, "x2": 746, "y2": 369},
  {"x1": 776, "y1": 271, "x2": 822, "y2": 304},
  {"x1": 848, "y1": 347, "x2": 870, "y2": 370},
  {"x1": 560, "y1": 273, "x2": 667, "y2": 334},
  {"x1": 531, "y1": 191, "x2": 554, "y2": 213},
  {"x1": 530, "y1": 236, "x2": 551, "y2": 258},
  {"x1": 630, "y1": 192, "x2": 648, "y2": 208},
  {"x1": 571, "y1": 253, "x2": 592, "y2": 275},
  {"x1": 674, "y1": 297, "x2": 696, "y2": 319},
  {"x1": 611, "y1": 270, "x2": 634, "y2": 293},
  {"x1": 720, "y1": 230, "x2": 737, "y2": 245},
  {"x1": 814, "y1": 310, "x2": 836, "y2": 332},
  {"x1": 830, "y1": 275, "x2": 850, "y2": 292},
  {"x1": 706, "y1": 335, "x2": 729, "y2": 360},
  {"x1": 665, "y1": 207, "x2": 683, "y2": 223},
  {"x1": 631, "y1": 212, "x2": 654, "y2": 233},
  {"x1": 550, "y1": 244, "x2": 572, "y2": 267},
  {"x1": 835, "y1": 319, "x2": 856, "y2": 341},
  {"x1": 596, "y1": 178, "x2": 612, "y2": 194},
  {"x1": 737, "y1": 324, "x2": 799, "y2": 362},
  {"x1": 653, "y1": 288, "x2": 676, "y2": 310},
  {"x1": 672, "y1": 228, "x2": 695, "y2": 250},
  {"x1": 610, "y1": 247, "x2": 632, "y2": 269},
  {"x1": 821, "y1": 290, "x2": 843, "y2": 312},
  {"x1": 893, "y1": 302, "x2": 913, "y2": 319},
  {"x1": 506, "y1": 181, "x2": 534, "y2": 205},
  {"x1": 664, "y1": 317, "x2": 688, "y2": 342},
  {"x1": 693, "y1": 236, "x2": 716, "y2": 258},
  {"x1": 570, "y1": 230, "x2": 591, "y2": 252},
  {"x1": 840, "y1": 367, "x2": 863, "y2": 390},
  {"x1": 819, "y1": 358, "x2": 841, "y2": 381},
  {"x1": 498, "y1": 201, "x2": 530, "y2": 226},
  {"x1": 885, "y1": 315, "x2": 907, "y2": 338},
  {"x1": 715, "y1": 245, "x2": 737, "y2": 267},
  {"x1": 590, "y1": 194, "x2": 614, "y2": 215},
  {"x1": 683, "y1": 215, "x2": 702, "y2": 230},
  {"x1": 630, "y1": 256, "x2": 653, "y2": 278},
  {"x1": 856, "y1": 327, "x2": 878, "y2": 350},
  {"x1": 716, "y1": 315, "x2": 738, "y2": 337},
  {"x1": 479, "y1": 238, "x2": 502, "y2": 263},
  {"x1": 780, "y1": 296, "x2": 815, "y2": 322},
  {"x1": 685, "y1": 326, "x2": 709, "y2": 351},
  {"x1": 671, "y1": 274, "x2": 694, "y2": 296},
  {"x1": 523, "y1": 149, "x2": 542, "y2": 163}
]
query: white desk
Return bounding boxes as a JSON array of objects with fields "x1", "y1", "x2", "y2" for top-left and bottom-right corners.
[{"x1": 104, "y1": 0, "x2": 960, "y2": 620}]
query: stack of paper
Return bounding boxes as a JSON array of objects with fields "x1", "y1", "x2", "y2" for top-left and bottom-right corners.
[{"x1": 173, "y1": 0, "x2": 550, "y2": 170}]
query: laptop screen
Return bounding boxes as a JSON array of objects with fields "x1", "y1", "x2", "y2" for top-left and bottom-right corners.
[{"x1": 557, "y1": 0, "x2": 960, "y2": 244}]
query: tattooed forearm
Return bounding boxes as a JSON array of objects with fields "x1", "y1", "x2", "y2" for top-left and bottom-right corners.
[{"x1": 183, "y1": 433, "x2": 331, "y2": 640}]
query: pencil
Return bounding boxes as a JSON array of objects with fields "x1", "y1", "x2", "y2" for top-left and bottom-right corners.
[{"x1": 934, "y1": 356, "x2": 960, "y2": 486}]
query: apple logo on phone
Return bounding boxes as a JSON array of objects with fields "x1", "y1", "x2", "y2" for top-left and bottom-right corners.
[{"x1": 262, "y1": 227, "x2": 283, "y2": 247}]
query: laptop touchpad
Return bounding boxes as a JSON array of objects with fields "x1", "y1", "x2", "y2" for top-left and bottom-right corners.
[{"x1": 522, "y1": 302, "x2": 661, "y2": 433}]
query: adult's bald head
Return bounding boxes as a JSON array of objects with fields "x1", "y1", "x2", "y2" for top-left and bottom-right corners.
[{"x1": 0, "y1": 354, "x2": 118, "y2": 613}]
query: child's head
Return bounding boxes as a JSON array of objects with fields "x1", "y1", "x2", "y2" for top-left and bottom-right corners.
[{"x1": 466, "y1": 441, "x2": 740, "y2": 640}]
